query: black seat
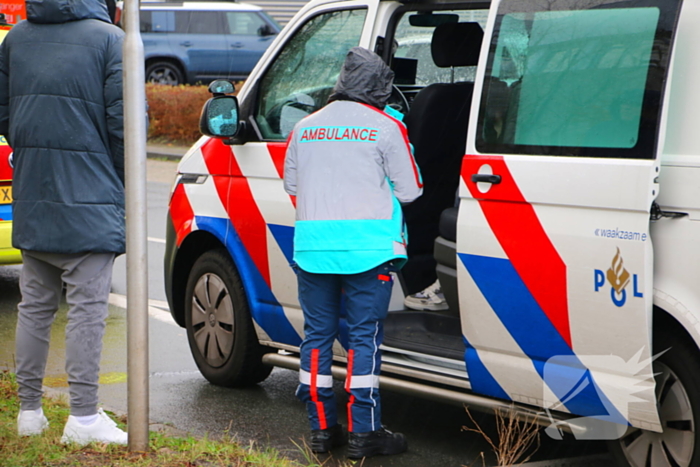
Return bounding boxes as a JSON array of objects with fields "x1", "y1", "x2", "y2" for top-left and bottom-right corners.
[
  {"x1": 401, "y1": 22, "x2": 483, "y2": 293},
  {"x1": 439, "y1": 206, "x2": 458, "y2": 243}
]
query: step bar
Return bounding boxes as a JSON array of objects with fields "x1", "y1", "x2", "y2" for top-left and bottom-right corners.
[{"x1": 262, "y1": 352, "x2": 585, "y2": 435}]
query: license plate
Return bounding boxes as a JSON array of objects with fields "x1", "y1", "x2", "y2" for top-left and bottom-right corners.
[{"x1": 0, "y1": 186, "x2": 11, "y2": 204}]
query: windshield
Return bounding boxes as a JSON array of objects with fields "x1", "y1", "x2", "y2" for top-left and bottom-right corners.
[
  {"x1": 476, "y1": 0, "x2": 682, "y2": 159},
  {"x1": 393, "y1": 10, "x2": 488, "y2": 86}
]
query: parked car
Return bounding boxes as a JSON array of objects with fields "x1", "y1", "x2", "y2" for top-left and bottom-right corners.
[
  {"x1": 0, "y1": 135, "x2": 18, "y2": 265},
  {"x1": 166, "y1": 0, "x2": 697, "y2": 466},
  {"x1": 140, "y1": 1, "x2": 280, "y2": 85}
]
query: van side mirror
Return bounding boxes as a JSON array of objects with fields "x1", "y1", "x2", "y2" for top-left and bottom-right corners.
[
  {"x1": 199, "y1": 80, "x2": 240, "y2": 138},
  {"x1": 199, "y1": 96, "x2": 239, "y2": 138}
]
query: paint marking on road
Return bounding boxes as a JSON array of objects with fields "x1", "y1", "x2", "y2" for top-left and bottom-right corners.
[
  {"x1": 150, "y1": 371, "x2": 202, "y2": 378},
  {"x1": 148, "y1": 237, "x2": 166, "y2": 244},
  {"x1": 148, "y1": 298, "x2": 170, "y2": 310},
  {"x1": 44, "y1": 371, "x2": 128, "y2": 387},
  {"x1": 108, "y1": 293, "x2": 177, "y2": 326}
]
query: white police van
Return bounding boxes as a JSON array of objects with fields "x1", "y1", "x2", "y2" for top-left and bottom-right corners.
[{"x1": 165, "y1": 0, "x2": 700, "y2": 465}]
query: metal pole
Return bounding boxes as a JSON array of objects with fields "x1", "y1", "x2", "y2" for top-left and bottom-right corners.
[{"x1": 122, "y1": 0, "x2": 150, "y2": 452}]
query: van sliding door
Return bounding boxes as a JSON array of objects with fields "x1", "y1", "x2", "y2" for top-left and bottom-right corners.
[{"x1": 459, "y1": 0, "x2": 682, "y2": 433}]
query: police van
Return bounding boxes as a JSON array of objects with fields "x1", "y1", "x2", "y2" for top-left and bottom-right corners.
[{"x1": 164, "y1": 0, "x2": 699, "y2": 465}]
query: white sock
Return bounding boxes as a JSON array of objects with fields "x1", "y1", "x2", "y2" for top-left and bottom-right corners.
[
  {"x1": 74, "y1": 413, "x2": 99, "y2": 426},
  {"x1": 21, "y1": 408, "x2": 43, "y2": 416}
]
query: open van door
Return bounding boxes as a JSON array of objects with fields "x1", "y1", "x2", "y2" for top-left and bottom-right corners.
[{"x1": 459, "y1": 0, "x2": 682, "y2": 434}]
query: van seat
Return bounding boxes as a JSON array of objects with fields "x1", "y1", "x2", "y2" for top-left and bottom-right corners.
[
  {"x1": 435, "y1": 207, "x2": 459, "y2": 313},
  {"x1": 439, "y1": 206, "x2": 458, "y2": 243},
  {"x1": 402, "y1": 22, "x2": 483, "y2": 293}
]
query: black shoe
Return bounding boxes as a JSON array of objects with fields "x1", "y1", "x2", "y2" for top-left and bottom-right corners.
[
  {"x1": 310, "y1": 424, "x2": 347, "y2": 453},
  {"x1": 347, "y1": 426, "x2": 408, "y2": 459}
]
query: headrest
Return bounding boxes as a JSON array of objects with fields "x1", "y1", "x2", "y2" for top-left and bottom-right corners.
[{"x1": 431, "y1": 22, "x2": 483, "y2": 68}]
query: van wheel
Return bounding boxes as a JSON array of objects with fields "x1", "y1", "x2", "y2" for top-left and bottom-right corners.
[
  {"x1": 184, "y1": 249, "x2": 272, "y2": 387},
  {"x1": 146, "y1": 61, "x2": 184, "y2": 85},
  {"x1": 609, "y1": 328, "x2": 700, "y2": 466}
]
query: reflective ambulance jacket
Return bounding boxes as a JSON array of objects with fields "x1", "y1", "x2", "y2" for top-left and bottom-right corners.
[{"x1": 283, "y1": 100, "x2": 423, "y2": 274}]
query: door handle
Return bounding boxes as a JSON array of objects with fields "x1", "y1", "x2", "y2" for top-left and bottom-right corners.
[
  {"x1": 180, "y1": 41, "x2": 192, "y2": 47},
  {"x1": 230, "y1": 42, "x2": 244, "y2": 48},
  {"x1": 471, "y1": 174, "x2": 502, "y2": 184}
]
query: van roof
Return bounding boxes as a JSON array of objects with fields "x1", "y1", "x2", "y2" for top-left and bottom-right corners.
[{"x1": 140, "y1": 1, "x2": 263, "y2": 11}]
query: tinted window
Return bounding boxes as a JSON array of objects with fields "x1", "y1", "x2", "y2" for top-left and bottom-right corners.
[
  {"x1": 140, "y1": 11, "x2": 151, "y2": 32},
  {"x1": 140, "y1": 11, "x2": 174, "y2": 33},
  {"x1": 172, "y1": 11, "x2": 224, "y2": 34},
  {"x1": 226, "y1": 11, "x2": 268, "y2": 35},
  {"x1": 255, "y1": 9, "x2": 367, "y2": 140},
  {"x1": 476, "y1": 0, "x2": 682, "y2": 159}
]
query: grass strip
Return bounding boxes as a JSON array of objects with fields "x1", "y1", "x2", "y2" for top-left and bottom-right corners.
[{"x1": 0, "y1": 370, "x2": 334, "y2": 467}]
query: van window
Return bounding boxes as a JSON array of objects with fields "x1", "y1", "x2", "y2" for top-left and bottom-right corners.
[
  {"x1": 476, "y1": 0, "x2": 682, "y2": 159},
  {"x1": 255, "y1": 9, "x2": 367, "y2": 140}
]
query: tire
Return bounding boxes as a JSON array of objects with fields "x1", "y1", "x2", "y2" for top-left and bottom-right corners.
[
  {"x1": 609, "y1": 327, "x2": 700, "y2": 467},
  {"x1": 145, "y1": 61, "x2": 184, "y2": 86},
  {"x1": 184, "y1": 249, "x2": 272, "y2": 387}
]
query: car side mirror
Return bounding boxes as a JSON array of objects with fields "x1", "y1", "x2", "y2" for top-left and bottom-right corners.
[
  {"x1": 258, "y1": 24, "x2": 276, "y2": 36},
  {"x1": 199, "y1": 80, "x2": 240, "y2": 138}
]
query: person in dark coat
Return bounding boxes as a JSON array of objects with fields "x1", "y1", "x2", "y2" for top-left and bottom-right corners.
[{"x1": 0, "y1": 0, "x2": 129, "y2": 445}]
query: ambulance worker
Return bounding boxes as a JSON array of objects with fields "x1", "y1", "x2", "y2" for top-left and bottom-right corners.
[{"x1": 284, "y1": 46, "x2": 423, "y2": 459}]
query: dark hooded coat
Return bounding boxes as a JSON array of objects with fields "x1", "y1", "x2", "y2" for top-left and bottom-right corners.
[
  {"x1": 329, "y1": 46, "x2": 394, "y2": 109},
  {"x1": 0, "y1": 0, "x2": 125, "y2": 255}
]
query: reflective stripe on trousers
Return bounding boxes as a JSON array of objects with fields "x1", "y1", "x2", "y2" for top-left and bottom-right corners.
[{"x1": 295, "y1": 262, "x2": 394, "y2": 432}]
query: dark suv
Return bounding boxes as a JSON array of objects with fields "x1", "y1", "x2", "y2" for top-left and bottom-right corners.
[{"x1": 140, "y1": 1, "x2": 280, "y2": 85}]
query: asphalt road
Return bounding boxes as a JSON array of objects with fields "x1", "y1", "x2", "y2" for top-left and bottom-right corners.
[{"x1": 0, "y1": 159, "x2": 617, "y2": 467}]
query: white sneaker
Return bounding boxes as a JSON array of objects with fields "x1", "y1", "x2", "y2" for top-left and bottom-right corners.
[
  {"x1": 404, "y1": 280, "x2": 449, "y2": 311},
  {"x1": 17, "y1": 408, "x2": 49, "y2": 436},
  {"x1": 61, "y1": 408, "x2": 128, "y2": 445}
]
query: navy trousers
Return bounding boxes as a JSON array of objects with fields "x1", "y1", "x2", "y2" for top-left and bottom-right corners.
[{"x1": 295, "y1": 262, "x2": 394, "y2": 433}]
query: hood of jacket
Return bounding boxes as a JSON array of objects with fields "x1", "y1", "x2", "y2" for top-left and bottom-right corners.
[
  {"x1": 27, "y1": 0, "x2": 111, "y2": 24},
  {"x1": 330, "y1": 47, "x2": 394, "y2": 109}
]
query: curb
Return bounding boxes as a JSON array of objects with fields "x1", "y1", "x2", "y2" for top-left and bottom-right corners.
[{"x1": 146, "y1": 144, "x2": 187, "y2": 161}]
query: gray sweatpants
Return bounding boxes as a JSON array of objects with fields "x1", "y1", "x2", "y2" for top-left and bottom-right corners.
[{"x1": 15, "y1": 251, "x2": 115, "y2": 416}]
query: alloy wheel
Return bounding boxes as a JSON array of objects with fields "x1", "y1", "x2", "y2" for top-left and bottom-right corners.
[
  {"x1": 147, "y1": 66, "x2": 180, "y2": 85},
  {"x1": 618, "y1": 361, "x2": 694, "y2": 466},
  {"x1": 189, "y1": 273, "x2": 235, "y2": 368}
]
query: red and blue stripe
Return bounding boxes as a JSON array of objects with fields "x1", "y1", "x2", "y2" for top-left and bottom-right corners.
[{"x1": 460, "y1": 155, "x2": 624, "y2": 422}]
